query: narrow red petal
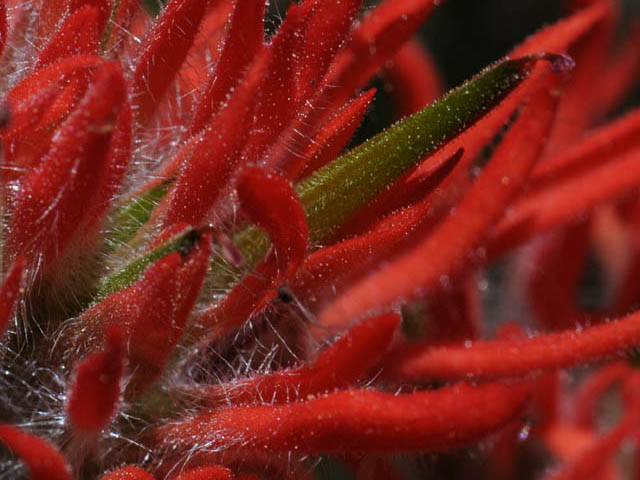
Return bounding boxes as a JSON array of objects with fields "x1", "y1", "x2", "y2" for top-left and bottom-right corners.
[
  {"x1": 289, "y1": 88, "x2": 376, "y2": 181},
  {"x1": 594, "y1": 20, "x2": 640, "y2": 116},
  {"x1": 0, "y1": 424, "x2": 70, "y2": 480},
  {"x1": 0, "y1": 257, "x2": 24, "y2": 337},
  {"x1": 171, "y1": 466, "x2": 232, "y2": 480},
  {"x1": 100, "y1": 466, "x2": 156, "y2": 480},
  {"x1": 8, "y1": 55, "x2": 102, "y2": 103},
  {"x1": 530, "y1": 107, "x2": 640, "y2": 190},
  {"x1": 319, "y1": 66, "x2": 560, "y2": 327},
  {"x1": 511, "y1": 0, "x2": 609, "y2": 56},
  {"x1": 158, "y1": 382, "x2": 530, "y2": 455},
  {"x1": 2, "y1": 71, "x2": 92, "y2": 184},
  {"x1": 537, "y1": 0, "x2": 616, "y2": 152},
  {"x1": 132, "y1": 0, "x2": 209, "y2": 125},
  {"x1": 489, "y1": 146, "x2": 640, "y2": 259},
  {"x1": 240, "y1": 2, "x2": 306, "y2": 163},
  {"x1": 292, "y1": 199, "x2": 433, "y2": 311},
  {"x1": 293, "y1": 0, "x2": 362, "y2": 103},
  {"x1": 386, "y1": 308, "x2": 640, "y2": 381},
  {"x1": 384, "y1": 40, "x2": 443, "y2": 117},
  {"x1": 189, "y1": 0, "x2": 265, "y2": 135},
  {"x1": 199, "y1": 168, "x2": 308, "y2": 335},
  {"x1": 236, "y1": 167, "x2": 309, "y2": 277},
  {"x1": 201, "y1": 313, "x2": 399, "y2": 406},
  {"x1": 66, "y1": 325, "x2": 124, "y2": 434},
  {"x1": 35, "y1": 5, "x2": 105, "y2": 69}
]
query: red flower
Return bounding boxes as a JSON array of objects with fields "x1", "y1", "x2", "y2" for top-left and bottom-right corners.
[{"x1": 0, "y1": 0, "x2": 639, "y2": 479}]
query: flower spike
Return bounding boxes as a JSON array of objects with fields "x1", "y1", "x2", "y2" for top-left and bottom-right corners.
[{"x1": 0, "y1": 424, "x2": 71, "y2": 480}]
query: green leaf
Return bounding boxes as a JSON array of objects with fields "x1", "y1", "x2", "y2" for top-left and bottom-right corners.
[{"x1": 298, "y1": 56, "x2": 540, "y2": 241}]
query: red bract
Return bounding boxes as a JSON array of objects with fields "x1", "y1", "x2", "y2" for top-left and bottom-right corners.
[
  {"x1": 0, "y1": 0, "x2": 640, "y2": 479},
  {"x1": 66, "y1": 325, "x2": 124, "y2": 434},
  {"x1": 0, "y1": 424, "x2": 70, "y2": 480}
]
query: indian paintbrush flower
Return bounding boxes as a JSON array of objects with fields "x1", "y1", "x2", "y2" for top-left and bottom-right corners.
[{"x1": 0, "y1": 0, "x2": 640, "y2": 479}]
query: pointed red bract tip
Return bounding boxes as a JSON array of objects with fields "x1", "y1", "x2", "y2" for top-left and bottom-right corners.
[
  {"x1": 172, "y1": 466, "x2": 232, "y2": 480},
  {"x1": 132, "y1": 0, "x2": 209, "y2": 125},
  {"x1": 291, "y1": 88, "x2": 376, "y2": 181},
  {"x1": 99, "y1": 466, "x2": 156, "y2": 480},
  {"x1": 35, "y1": 5, "x2": 105, "y2": 69},
  {"x1": 189, "y1": 0, "x2": 266, "y2": 135},
  {"x1": 203, "y1": 313, "x2": 399, "y2": 406},
  {"x1": 67, "y1": 325, "x2": 124, "y2": 434},
  {"x1": 0, "y1": 424, "x2": 71, "y2": 480},
  {"x1": 0, "y1": 256, "x2": 24, "y2": 337},
  {"x1": 236, "y1": 167, "x2": 308, "y2": 277},
  {"x1": 292, "y1": 0, "x2": 362, "y2": 103},
  {"x1": 327, "y1": 0, "x2": 437, "y2": 107}
]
